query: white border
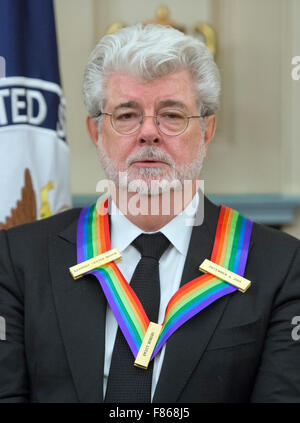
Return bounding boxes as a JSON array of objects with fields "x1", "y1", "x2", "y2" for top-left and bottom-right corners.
[{"x1": 0, "y1": 76, "x2": 63, "y2": 96}]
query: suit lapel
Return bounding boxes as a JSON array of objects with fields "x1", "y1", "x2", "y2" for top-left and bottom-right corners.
[
  {"x1": 48, "y1": 215, "x2": 107, "y2": 403},
  {"x1": 153, "y1": 197, "x2": 246, "y2": 403}
]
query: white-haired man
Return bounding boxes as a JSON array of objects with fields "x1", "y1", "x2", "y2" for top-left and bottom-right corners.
[{"x1": 0, "y1": 24, "x2": 300, "y2": 403}]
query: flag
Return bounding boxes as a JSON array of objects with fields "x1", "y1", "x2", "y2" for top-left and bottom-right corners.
[{"x1": 0, "y1": 0, "x2": 71, "y2": 229}]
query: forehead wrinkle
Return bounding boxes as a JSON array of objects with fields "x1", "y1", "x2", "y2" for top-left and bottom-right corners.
[{"x1": 104, "y1": 71, "x2": 197, "y2": 113}]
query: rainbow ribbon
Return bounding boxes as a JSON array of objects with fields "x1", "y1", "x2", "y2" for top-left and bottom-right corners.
[{"x1": 76, "y1": 199, "x2": 253, "y2": 361}]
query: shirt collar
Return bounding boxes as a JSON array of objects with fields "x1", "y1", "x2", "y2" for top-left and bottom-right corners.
[{"x1": 110, "y1": 191, "x2": 199, "y2": 256}]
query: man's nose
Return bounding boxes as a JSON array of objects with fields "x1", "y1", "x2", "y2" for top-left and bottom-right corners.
[{"x1": 138, "y1": 115, "x2": 161, "y2": 144}]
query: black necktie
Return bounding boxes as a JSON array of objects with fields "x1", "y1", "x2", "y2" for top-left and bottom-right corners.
[{"x1": 104, "y1": 232, "x2": 170, "y2": 403}]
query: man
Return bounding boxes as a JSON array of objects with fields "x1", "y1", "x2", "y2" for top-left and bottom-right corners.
[{"x1": 0, "y1": 24, "x2": 300, "y2": 403}]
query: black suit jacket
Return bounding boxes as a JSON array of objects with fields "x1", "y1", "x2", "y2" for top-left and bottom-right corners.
[{"x1": 0, "y1": 197, "x2": 300, "y2": 403}]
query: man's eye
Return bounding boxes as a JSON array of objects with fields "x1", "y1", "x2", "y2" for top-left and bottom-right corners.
[
  {"x1": 160, "y1": 112, "x2": 184, "y2": 119},
  {"x1": 116, "y1": 112, "x2": 138, "y2": 120}
]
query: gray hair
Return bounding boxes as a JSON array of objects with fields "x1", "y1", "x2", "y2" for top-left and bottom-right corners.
[{"x1": 82, "y1": 24, "x2": 221, "y2": 118}]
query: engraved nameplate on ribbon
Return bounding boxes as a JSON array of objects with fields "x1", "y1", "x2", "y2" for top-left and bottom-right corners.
[
  {"x1": 69, "y1": 248, "x2": 122, "y2": 280},
  {"x1": 134, "y1": 322, "x2": 162, "y2": 370},
  {"x1": 199, "y1": 259, "x2": 251, "y2": 293}
]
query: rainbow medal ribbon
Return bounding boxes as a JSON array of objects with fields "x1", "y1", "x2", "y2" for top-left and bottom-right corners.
[{"x1": 70, "y1": 199, "x2": 253, "y2": 369}]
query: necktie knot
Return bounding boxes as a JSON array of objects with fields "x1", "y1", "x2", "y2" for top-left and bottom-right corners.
[{"x1": 132, "y1": 232, "x2": 170, "y2": 261}]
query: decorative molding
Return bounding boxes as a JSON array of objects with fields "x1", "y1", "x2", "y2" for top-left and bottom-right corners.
[{"x1": 72, "y1": 194, "x2": 300, "y2": 226}]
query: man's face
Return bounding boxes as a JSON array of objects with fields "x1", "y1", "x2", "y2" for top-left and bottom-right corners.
[{"x1": 89, "y1": 70, "x2": 215, "y2": 194}]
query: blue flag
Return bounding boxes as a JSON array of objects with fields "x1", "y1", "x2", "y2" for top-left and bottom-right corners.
[{"x1": 0, "y1": 0, "x2": 71, "y2": 228}]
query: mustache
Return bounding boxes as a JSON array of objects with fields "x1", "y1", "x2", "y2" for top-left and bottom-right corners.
[{"x1": 126, "y1": 147, "x2": 175, "y2": 168}]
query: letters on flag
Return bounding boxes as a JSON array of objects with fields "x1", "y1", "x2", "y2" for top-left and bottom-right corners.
[{"x1": 0, "y1": 0, "x2": 71, "y2": 229}]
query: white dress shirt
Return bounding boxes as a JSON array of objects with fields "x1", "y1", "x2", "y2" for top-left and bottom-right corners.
[{"x1": 103, "y1": 192, "x2": 199, "y2": 400}]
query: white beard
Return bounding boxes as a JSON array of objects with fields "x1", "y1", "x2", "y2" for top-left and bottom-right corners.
[{"x1": 96, "y1": 138, "x2": 207, "y2": 196}]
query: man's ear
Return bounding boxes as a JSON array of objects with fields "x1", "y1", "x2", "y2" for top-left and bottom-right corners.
[
  {"x1": 203, "y1": 115, "x2": 216, "y2": 148},
  {"x1": 86, "y1": 115, "x2": 99, "y2": 147}
]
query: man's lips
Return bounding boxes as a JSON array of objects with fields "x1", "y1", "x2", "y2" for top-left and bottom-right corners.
[{"x1": 132, "y1": 160, "x2": 168, "y2": 167}]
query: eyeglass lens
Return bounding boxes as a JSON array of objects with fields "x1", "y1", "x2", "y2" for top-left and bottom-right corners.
[{"x1": 111, "y1": 108, "x2": 188, "y2": 135}]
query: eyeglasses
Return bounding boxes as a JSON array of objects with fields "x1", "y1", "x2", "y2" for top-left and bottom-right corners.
[{"x1": 94, "y1": 108, "x2": 203, "y2": 136}]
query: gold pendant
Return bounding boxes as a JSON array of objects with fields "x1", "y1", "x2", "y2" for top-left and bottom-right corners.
[
  {"x1": 199, "y1": 259, "x2": 251, "y2": 293},
  {"x1": 134, "y1": 322, "x2": 162, "y2": 370},
  {"x1": 69, "y1": 248, "x2": 122, "y2": 280}
]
